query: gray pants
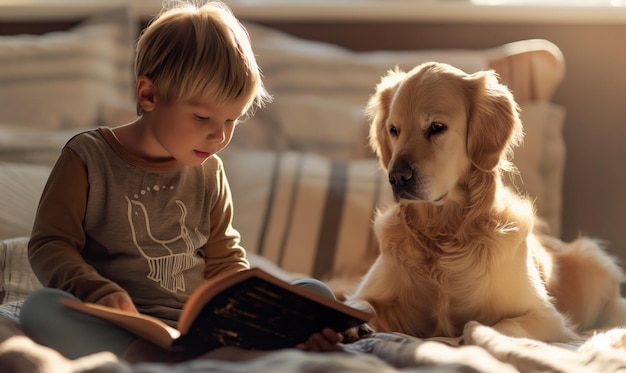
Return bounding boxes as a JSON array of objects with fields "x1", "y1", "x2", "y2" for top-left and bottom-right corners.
[{"x1": 20, "y1": 278, "x2": 335, "y2": 359}]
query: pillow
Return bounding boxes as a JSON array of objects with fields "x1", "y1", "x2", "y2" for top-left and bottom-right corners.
[
  {"x1": 219, "y1": 147, "x2": 393, "y2": 280},
  {"x1": 0, "y1": 162, "x2": 52, "y2": 240},
  {"x1": 237, "y1": 22, "x2": 491, "y2": 158},
  {"x1": 246, "y1": 21, "x2": 489, "y2": 108},
  {"x1": 510, "y1": 102, "x2": 566, "y2": 236},
  {"x1": 234, "y1": 94, "x2": 371, "y2": 160},
  {"x1": 0, "y1": 125, "x2": 75, "y2": 166},
  {"x1": 0, "y1": 6, "x2": 136, "y2": 131},
  {"x1": 0, "y1": 236, "x2": 42, "y2": 304}
]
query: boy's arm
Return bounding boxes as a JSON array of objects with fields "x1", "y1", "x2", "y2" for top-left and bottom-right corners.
[
  {"x1": 201, "y1": 158, "x2": 249, "y2": 279},
  {"x1": 28, "y1": 147, "x2": 126, "y2": 303}
]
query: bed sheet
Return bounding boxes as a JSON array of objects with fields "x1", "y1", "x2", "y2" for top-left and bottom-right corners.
[{"x1": 2, "y1": 315, "x2": 626, "y2": 373}]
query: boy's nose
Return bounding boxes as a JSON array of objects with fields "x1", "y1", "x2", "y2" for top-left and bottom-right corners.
[{"x1": 207, "y1": 125, "x2": 227, "y2": 143}]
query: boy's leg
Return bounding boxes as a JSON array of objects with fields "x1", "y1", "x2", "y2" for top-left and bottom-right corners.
[
  {"x1": 292, "y1": 278, "x2": 336, "y2": 299},
  {"x1": 20, "y1": 288, "x2": 137, "y2": 360}
]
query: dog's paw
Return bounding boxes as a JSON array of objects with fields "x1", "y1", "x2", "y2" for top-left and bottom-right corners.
[
  {"x1": 342, "y1": 323, "x2": 376, "y2": 343},
  {"x1": 342, "y1": 299, "x2": 376, "y2": 342},
  {"x1": 580, "y1": 328, "x2": 626, "y2": 353}
]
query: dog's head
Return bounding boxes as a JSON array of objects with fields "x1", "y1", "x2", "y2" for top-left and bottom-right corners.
[{"x1": 366, "y1": 62, "x2": 522, "y2": 203}]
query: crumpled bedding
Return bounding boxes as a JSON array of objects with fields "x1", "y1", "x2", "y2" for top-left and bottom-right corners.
[
  {"x1": 2, "y1": 315, "x2": 625, "y2": 373},
  {"x1": 2, "y1": 231, "x2": 625, "y2": 372}
]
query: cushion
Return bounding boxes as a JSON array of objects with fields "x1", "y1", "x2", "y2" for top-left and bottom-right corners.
[
  {"x1": 219, "y1": 147, "x2": 393, "y2": 280},
  {"x1": 235, "y1": 95, "x2": 371, "y2": 160},
  {"x1": 0, "y1": 126, "x2": 75, "y2": 166},
  {"x1": 510, "y1": 102, "x2": 566, "y2": 236},
  {"x1": 0, "y1": 162, "x2": 52, "y2": 240},
  {"x1": 0, "y1": 7, "x2": 136, "y2": 131},
  {"x1": 0, "y1": 236, "x2": 42, "y2": 305},
  {"x1": 246, "y1": 21, "x2": 489, "y2": 108},
  {"x1": 234, "y1": 22, "x2": 492, "y2": 159}
]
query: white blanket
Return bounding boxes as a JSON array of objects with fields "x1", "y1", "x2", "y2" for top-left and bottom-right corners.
[{"x1": 1, "y1": 316, "x2": 625, "y2": 373}]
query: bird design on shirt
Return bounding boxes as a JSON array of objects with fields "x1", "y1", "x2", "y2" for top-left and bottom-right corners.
[{"x1": 125, "y1": 192, "x2": 205, "y2": 293}]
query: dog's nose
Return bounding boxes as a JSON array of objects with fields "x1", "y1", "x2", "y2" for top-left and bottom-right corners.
[{"x1": 388, "y1": 164, "x2": 414, "y2": 187}]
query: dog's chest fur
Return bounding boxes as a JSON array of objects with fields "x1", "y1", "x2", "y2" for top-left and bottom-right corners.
[{"x1": 371, "y1": 200, "x2": 535, "y2": 337}]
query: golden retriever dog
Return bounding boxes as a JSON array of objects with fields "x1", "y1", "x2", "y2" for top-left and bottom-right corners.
[{"x1": 344, "y1": 62, "x2": 626, "y2": 342}]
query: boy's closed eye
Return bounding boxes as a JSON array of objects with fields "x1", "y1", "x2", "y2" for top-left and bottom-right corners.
[
  {"x1": 194, "y1": 114, "x2": 210, "y2": 121},
  {"x1": 193, "y1": 115, "x2": 239, "y2": 125}
]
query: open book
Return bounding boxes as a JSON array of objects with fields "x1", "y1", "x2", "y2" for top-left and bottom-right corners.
[{"x1": 62, "y1": 267, "x2": 371, "y2": 354}]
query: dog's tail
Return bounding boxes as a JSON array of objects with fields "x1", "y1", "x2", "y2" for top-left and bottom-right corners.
[{"x1": 542, "y1": 235, "x2": 626, "y2": 331}]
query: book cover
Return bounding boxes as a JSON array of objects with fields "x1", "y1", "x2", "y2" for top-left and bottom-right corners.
[{"x1": 62, "y1": 267, "x2": 371, "y2": 353}]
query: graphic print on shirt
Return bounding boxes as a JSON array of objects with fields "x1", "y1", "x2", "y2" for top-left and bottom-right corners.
[{"x1": 125, "y1": 186, "x2": 205, "y2": 293}]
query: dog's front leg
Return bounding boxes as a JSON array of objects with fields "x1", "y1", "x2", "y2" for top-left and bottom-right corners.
[
  {"x1": 341, "y1": 255, "x2": 400, "y2": 341},
  {"x1": 491, "y1": 308, "x2": 580, "y2": 342}
]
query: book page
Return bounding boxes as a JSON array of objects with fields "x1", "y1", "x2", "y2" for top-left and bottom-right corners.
[{"x1": 61, "y1": 298, "x2": 181, "y2": 350}]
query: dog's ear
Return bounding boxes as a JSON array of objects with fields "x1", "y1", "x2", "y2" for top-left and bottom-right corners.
[
  {"x1": 466, "y1": 70, "x2": 523, "y2": 172},
  {"x1": 366, "y1": 68, "x2": 406, "y2": 171}
]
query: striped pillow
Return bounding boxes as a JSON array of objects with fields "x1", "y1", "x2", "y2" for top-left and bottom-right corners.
[
  {"x1": 0, "y1": 236, "x2": 42, "y2": 304},
  {"x1": 0, "y1": 7, "x2": 135, "y2": 130},
  {"x1": 221, "y1": 148, "x2": 393, "y2": 280}
]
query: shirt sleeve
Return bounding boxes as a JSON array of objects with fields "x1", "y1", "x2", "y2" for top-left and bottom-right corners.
[
  {"x1": 201, "y1": 158, "x2": 249, "y2": 279},
  {"x1": 28, "y1": 147, "x2": 126, "y2": 303}
]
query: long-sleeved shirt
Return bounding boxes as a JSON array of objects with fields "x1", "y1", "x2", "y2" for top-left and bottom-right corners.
[{"x1": 28, "y1": 127, "x2": 249, "y2": 327}]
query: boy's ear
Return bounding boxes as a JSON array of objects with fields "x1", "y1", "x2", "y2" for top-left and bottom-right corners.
[{"x1": 136, "y1": 77, "x2": 156, "y2": 113}]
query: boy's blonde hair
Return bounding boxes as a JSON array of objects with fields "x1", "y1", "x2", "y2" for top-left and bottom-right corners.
[{"x1": 135, "y1": 0, "x2": 271, "y2": 116}]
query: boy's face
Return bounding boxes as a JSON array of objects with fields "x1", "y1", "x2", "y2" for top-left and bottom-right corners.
[{"x1": 146, "y1": 93, "x2": 247, "y2": 167}]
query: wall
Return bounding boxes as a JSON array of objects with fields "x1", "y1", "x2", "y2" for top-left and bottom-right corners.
[{"x1": 251, "y1": 19, "x2": 626, "y2": 262}]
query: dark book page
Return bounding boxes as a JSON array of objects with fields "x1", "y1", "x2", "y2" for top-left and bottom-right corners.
[{"x1": 174, "y1": 276, "x2": 367, "y2": 353}]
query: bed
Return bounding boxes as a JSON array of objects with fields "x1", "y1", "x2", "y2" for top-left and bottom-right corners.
[{"x1": 2, "y1": 5, "x2": 625, "y2": 373}]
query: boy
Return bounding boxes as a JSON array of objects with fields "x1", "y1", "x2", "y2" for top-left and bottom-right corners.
[{"x1": 20, "y1": 0, "x2": 341, "y2": 362}]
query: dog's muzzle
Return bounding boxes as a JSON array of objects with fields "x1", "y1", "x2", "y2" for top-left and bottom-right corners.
[{"x1": 388, "y1": 162, "x2": 419, "y2": 200}]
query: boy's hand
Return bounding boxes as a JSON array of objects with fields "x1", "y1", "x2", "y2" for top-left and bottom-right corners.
[
  {"x1": 296, "y1": 328, "x2": 343, "y2": 352},
  {"x1": 97, "y1": 292, "x2": 138, "y2": 314}
]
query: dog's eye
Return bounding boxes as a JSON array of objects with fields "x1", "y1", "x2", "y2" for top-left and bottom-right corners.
[
  {"x1": 388, "y1": 125, "x2": 399, "y2": 137},
  {"x1": 426, "y1": 122, "x2": 446, "y2": 137}
]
